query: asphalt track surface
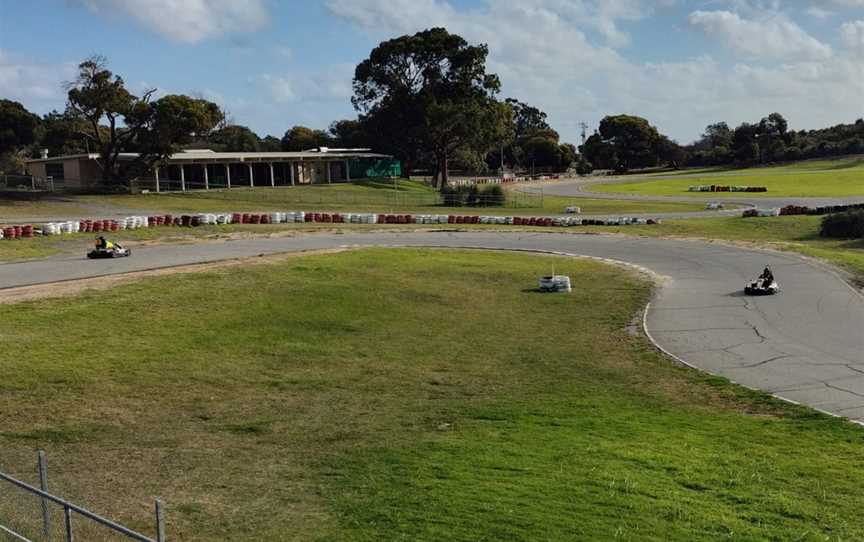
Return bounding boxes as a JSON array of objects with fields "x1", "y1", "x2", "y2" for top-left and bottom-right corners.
[{"x1": 3, "y1": 231, "x2": 864, "y2": 421}]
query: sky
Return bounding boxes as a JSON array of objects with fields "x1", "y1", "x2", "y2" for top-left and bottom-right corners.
[{"x1": 1, "y1": 0, "x2": 863, "y2": 145}]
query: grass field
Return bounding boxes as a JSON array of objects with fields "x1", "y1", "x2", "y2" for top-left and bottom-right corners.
[
  {"x1": 633, "y1": 156, "x2": 864, "y2": 178},
  {"x1": 1, "y1": 179, "x2": 708, "y2": 221},
  {"x1": 595, "y1": 157, "x2": 864, "y2": 197},
  {"x1": 1, "y1": 249, "x2": 863, "y2": 541}
]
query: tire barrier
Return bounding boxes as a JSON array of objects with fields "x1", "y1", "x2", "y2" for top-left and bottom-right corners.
[
  {"x1": 0, "y1": 209, "x2": 665, "y2": 241},
  {"x1": 779, "y1": 203, "x2": 864, "y2": 216},
  {"x1": 689, "y1": 185, "x2": 767, "y2": 192},
  {"x1": 743, "y1": 203, "x2": 864, "y2": 218},
  {"x1": 742, "y1": 208, "x2": 781, "y2": 217}
]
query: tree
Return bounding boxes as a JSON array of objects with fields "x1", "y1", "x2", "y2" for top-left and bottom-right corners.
[
  {"x1": 580, "y1": 132, "x2": 617, "y2": 170},
  {"x1": 66, "y1": 56, "x2": 222, "y2": 184},
  {"x1": 702, "y1": 122, "x2": 732, "y2": 149},
  {"x1": 38, "y1": 110, "x2": 88, "y2": 157},
  {"x1": 0, "y1": 99, "x2": 40, "y2": 155},
  {"x1": 732, "y1": 122, "x2": 759, "y2": 164},
  {"x1": 352, "y1": 27, "x2": 505, "y2": 187},
  {"x1": 208, "y1": 125, "x2": 260, "y2": 152},
  {"x1": 654, "y1": 135, "x2": 684, "y2": 168},
  {"x1": 599, "y1": 115, "x2": 662, "y2": 171},
  {"x1": 259, "y1": 135, "x2": 282, "y2": 152},
  {"x1": 329, "y1": 119, "x2": 370, "y2": 148},
  {"x1": 506, "y1": 98, "x2": 551, "y2": 139},
  {"x1": 559, "y1": 143, "x2": 577, "y2": 169},
  {"x1": 580, "y1": 115, "x2": 663, "y2": 172},
  {"x1": 281, "y1": 125, "x2": 331, "y2": 151}
]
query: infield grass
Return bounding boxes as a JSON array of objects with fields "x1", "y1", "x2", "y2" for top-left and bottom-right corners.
[
  {"x1": 595, "y1": 157, "x2": 864, "y2": 197},
  {"x1": 0, "y1": 249, "x2": 863, "y2": 541}
]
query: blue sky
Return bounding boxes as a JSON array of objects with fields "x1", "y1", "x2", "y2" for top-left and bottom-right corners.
[{"x1": 1, "y1": 0, "x2": 863, "y2": 144}]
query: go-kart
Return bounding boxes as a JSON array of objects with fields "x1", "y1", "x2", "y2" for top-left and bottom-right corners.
[
  {"x1": 87, "y1": 245, "x2": 131, "y2": 259},
  {"x1": 744, "y1": 277, "x2": 779, "y2": 296}
]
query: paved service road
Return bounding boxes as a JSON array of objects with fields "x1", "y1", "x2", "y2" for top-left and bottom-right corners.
[{"x1": 2, "y1": 231, "x2": 863, "y2": 422}]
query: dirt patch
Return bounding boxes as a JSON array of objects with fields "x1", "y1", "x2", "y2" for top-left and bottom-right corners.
[{"x1": 0, "y1": 248, "x2": 348, "y2": 305}]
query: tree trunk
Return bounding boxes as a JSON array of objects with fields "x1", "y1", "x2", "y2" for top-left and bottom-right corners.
[{"x1": 439, "y1": 153, "x2": 449, "y2": 189}]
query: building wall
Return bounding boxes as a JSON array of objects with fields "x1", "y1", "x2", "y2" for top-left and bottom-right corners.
[{"x1": 26, "y1": 162, "x2": 46, "y2": 179}]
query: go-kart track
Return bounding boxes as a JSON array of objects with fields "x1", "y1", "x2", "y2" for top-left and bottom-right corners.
[{"x1": 2, "y1": 231, "x2": 864, "y2": 423}]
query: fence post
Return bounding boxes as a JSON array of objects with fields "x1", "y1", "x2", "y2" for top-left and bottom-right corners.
[
  {"x1": 38, "y1": 450, "x2": 50, "y2": 537},
  {"x1": 64, "y1": 505, "x2": 74, "y2": 542},
  {"x1": 155, "y1": 499, "x2": 165, "y2": 542}
]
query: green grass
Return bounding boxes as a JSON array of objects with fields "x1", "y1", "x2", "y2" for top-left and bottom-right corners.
[
  {"x1": 2, "y1": 179, "x2": 709, "y2": 223},
  {"x1": 1, "y1": 249, "x2": 863, "y2": 541},
  {"x1": 89, "y1": 187, "x2": 706, "y2": 215},
  {"x1": 539, "y1": 195, "x2": 708, "y2": 215},
  {"x1": 0, "y1": 193, "x2": 94, "y2": 220},
  {"x1": 595, "y1": 157, "x2": 864, "y2": 197}
]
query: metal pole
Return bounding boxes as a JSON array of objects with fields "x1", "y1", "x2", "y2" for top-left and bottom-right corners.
[
  {"x1": 38, "y1": 450, "x2": 50, "y2": 537},
  {"x1": 65, "y1": 505, "x2": 74, "y2": 542},
  {"x1": 226, "y1": 163, "x2": 232, "y2": 189},
  {"x1": 269, "y1": 163, "x2": 275, "y2": 187},
  {"x1": 155, "y1": 167, "x2": 160, "y2": 193},
  {"x1": 155, "y1": 500, "x2": 165, "y2": 542},
  {"x1": 179, "y1": 165, "x2": 186, "y2": 192},
  {"x1": 203, "y1": 164, "x2": 209, "y2": 190},
  {"x1": 248, "y1": 163, "x2": 254, "y2": 187}
]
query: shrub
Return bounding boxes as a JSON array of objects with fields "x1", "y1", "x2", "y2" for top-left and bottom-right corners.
[
  {"x1": 479, "y1": 184, "x2": 505, "y2": 206},
  {"x1": 820, "y1": 210, "x2": 864, "y2": 238},
  {"x1": 441, "y1": 184, "x2": 504, "y2": 207}
]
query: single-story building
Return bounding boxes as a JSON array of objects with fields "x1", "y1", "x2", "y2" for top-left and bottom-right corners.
[{"x1": 25, "y1": 148, "x2": 401, "y2": 191}]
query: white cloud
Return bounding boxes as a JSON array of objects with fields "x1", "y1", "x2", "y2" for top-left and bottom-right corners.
[
  {"x1": 0, "y1": 50, "x2": 76, "y2": 111},
  {"x1": 274, "y1": 45, "x2": 293, "y2": 60},
  {"x1": 260, "y1": 75, "x2": 297, "y2": 103},
  {"x1": 259, "y1": 64, "x2": 354, "y2": 105},
  {"x1": 321, "y1": 0, "x2": 864, "y2": 143},
  {"x1": 688, "y1": 10, "x2": 833, "y2": 60},
  {"x1": 325, "y1": 0, "x2": 663, "y2": 48},
  {"x1": 841, "y1": 19, "x2": 864, "y2": 55},
  {"x1": 807, "y1": 6, "x2": 834, "y2": 19},
  {"x1": 71, "y1": 0, "x2": 270, "y2": 43},
  {"x1": 822, "y1": 0, "x2": 864, "y2": 7}
]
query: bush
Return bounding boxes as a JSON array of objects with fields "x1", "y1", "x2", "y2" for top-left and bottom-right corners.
[
  {"x1": 440, "y1": 184, "x2": 505, "y2": 207},
  {"x1": 820, "y1": 210, "x2": 864, "y2": 238},
  {"x1": 480, "y1": 184, "x2": 505, "y2": 206}
]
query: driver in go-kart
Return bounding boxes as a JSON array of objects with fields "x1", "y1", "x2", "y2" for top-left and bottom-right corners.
[
  {"x1": 95, "y1": 236, "x2": 115, "y2": 251},
  {"x1": 759, "y1": 265, "x2": 774, "y2": 284}
]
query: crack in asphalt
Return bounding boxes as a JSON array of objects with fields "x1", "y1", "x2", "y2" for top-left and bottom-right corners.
[
  {"x1": 823, "y1": 382, "x2": 864, "y2": 400},
  {"x1": 736, "y1": 354, "x2": 792, "y2": 369}
]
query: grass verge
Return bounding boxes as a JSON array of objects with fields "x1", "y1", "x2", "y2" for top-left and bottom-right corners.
[
  {"x1": 594, "y1": 158, "x2": 864, "y2": 197},
  {"x1": 2, "y1": 180, "x2": 707, "y2": 222},
  {"x1": 0, "y1": 249, "x2": 863, "y2": 541}
]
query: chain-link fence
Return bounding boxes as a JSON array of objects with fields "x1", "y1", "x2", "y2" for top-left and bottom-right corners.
[{"x1": 0, "y1": 451, "x2": 164, "y2": 542}]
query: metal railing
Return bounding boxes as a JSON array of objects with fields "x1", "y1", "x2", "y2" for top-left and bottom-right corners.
[{"x1": 0, "y1": 451, "x2": 165, "y2": 542}]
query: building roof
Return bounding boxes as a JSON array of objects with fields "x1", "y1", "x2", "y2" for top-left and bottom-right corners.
[{"x1": 25, "y1": 149, "x2": 393, "y2": 164}]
